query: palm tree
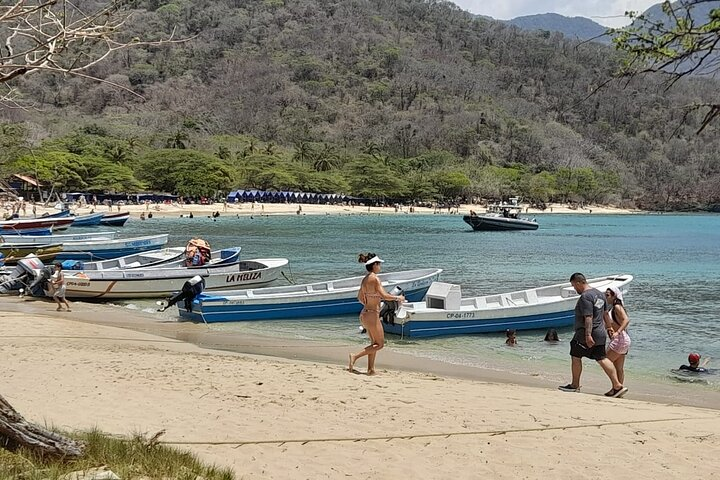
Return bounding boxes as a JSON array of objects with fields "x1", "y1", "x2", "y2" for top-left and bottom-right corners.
[
  {"x1": 293, "y1": 141, "x2": 313, "y2": 166},
  {"x1": 165, "y1": 130, "x2": 189, "y2": 149},
  {"x1": 312, "y1": 143, "x2": 339, "y2": 172}
]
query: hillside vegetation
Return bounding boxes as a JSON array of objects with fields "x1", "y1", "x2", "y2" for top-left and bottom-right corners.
[{"x1": 1, "y1": 0, "x2": 719, "y2": 209}]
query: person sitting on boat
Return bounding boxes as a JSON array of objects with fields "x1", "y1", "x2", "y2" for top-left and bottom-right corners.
[
  {"x1": 680, "y1": 353, "x2": 710, "y2": 373},
  {"x1": 184, "y1": 238, "x2": 211, "y2": 267},
  {"x1": 469, "y1": 209, "x2": 477, "y2": 216},
  {"x1": 505, "y1": 329, "x2": 517, "y2": 346},
  {"x1": 348, "y1": 253, "x2": 405, "y2": 375}
]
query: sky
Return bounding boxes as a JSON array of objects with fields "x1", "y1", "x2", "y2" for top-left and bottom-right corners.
[{"x1": 452, "y1": 0, "x2": 660, "y2": 27}]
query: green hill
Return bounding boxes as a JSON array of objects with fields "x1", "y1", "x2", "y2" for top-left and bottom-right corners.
[
  {"x1": 507, "y1": 13, "x2": 610, "y2": 44},
  {"x1": 1, "y1": 0, "x2": 719, "y2": 209}
]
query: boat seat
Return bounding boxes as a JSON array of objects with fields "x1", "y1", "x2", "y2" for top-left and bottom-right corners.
[
  {"x1": 327, "y1": 282, "x2": 334, "y2": 291},
  {"x1": 306, "y1": 285, "x2": 314, "y2": 293},
  {"x1": 474, "y1": 297, "x2": 487, "y2": 308},
  {"x1": 524, "y1": 290, "x2": 538, "y2": 304},
  {"x1": 125, "y1": 262, "x2": 141, "y2": 268},
  {"x1": 561, "y1": 287, "x2": 576, "y2": 298}
]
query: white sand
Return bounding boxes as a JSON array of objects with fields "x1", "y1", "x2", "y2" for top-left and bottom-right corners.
[{"x1": 2, "y1": 311, "x2": 719, "y2": 479}]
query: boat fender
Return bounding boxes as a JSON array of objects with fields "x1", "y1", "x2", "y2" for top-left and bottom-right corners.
[{"x1": 380, "y1": 286, "x2": 404, "y2": 325}]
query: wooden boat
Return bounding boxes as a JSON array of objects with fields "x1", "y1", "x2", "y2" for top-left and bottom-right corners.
[
  {"x1": 71, "y1": 212, "x2": 105, "y2": 226},
  {"x1": 0, "y1": 244, "x2": 63, "y2": 265},
  {"x1": 464, "y1": 197, "x2": 538, "y2": 231},
  {"x1": 177, "y1": 268, "x2": 443, "y2": 323},
  {"x1": 53, "y1": 234, "x2": 169, "y2": 261},
  {"x1": 385, "y1": 275, "x2": 634, "y2": 338},
  {"x1": 100, "y1": 212, "x2": 130, "y2": 226},
  {"x1": 60, "y1": 258, "x2": 289, "y2": 299},
  {"x1": 0, "y1": 231, "x2": 117, "y2": 244}
]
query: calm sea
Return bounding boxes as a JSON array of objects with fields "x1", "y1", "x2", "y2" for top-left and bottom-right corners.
[{"x1": 103, "y1": 212, "x2": 720, "y2": 390}]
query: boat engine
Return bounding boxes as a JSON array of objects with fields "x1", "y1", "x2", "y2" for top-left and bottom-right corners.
[
  {"x1": 380, "y1": 286, "x2": 404, "y2": 325},
  {"x1": 0, "y1": 255, "x2": 46, "y2": 295},
  {"x1": 158, "y1": 275, "x2": 206, "y2": 312}
]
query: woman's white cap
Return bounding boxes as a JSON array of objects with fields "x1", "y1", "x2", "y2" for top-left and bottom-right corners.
[
  {"x1": 608, "y1": 285, "x2": 623, "y2": 303},
  {"x1": 365, "y1": 256, "x2": 385, "y2": 266}
]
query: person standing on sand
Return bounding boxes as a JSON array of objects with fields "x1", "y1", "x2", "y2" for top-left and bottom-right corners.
[
  {"x1": 348, "y1": 253, "x2": 405, "y2": 375},
  {"x1": 51, "y1": 262, "x2": 72, "y2": 312},
  {"x1": 559, "y1": 273, "x2": 627, "y2": 398},
  {"x1": 604, "y1": 286, "x2": 631, "y2": 388}
]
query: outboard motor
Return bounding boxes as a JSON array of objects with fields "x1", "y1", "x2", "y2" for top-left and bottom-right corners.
[
  {"x1": 28, "y1": 265, "x2": 54, "y2": 297},
  {"x1": 158, "y1": 275, "x2": 205, "y2": 312},
  {"x1": 0, "y1": 255, "x2": 46, "y2": 295},
  {"x1": 380, "y1": 286, "x2": 405, "y2": 325}
]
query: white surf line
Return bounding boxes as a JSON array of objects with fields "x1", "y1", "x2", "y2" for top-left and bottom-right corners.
[{"x1": 159, "y1": 415, "x2": 719, "y2": 447}]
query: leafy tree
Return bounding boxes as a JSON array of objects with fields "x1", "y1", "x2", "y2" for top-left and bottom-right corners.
[
  {"x1": 345, "y1": 159, "x2": 408, "y2": 200},
  {"x1": 613, "y1": 1, "x2": 720, "y2": 132},
  {"x1": 430, "y1": 170, "x2": 471, "y2": 200},
  {"x1": 138, "y1": 149, "x2": 236, "y2": 197}
]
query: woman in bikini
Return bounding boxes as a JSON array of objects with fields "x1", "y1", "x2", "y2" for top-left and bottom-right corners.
[
  {"x1": 348, "y1": 253, "x2": 405, "y2": 375},
  {"x1": 604, "y1": 286, "x2": 631, "y2": 390}
]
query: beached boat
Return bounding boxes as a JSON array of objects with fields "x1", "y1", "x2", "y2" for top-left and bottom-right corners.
[
  {"x1": 0, "y1": 217, "x2": 74, "y2": 232},
  {"x1": 177, "y1": 268, "x2": 443, "y2": 323},
  {"x1": 66, "y1": 247, "x2": 187, "y2": 271},
  {"x1": 0, "y1": 244, "x2": 64, "y2": 265},
  {"x1": 57, "y1": 257, "x2": 289, "y2": 299},
  {"x1": 385, "y1": 275, "x2": 633, "y2": 338},
  {"x1": 74, "y1": 246, "x2": 241, "y2": 271},
  {"x1": 0, "y1": 226, "x2": 53, "y2": 236},
  {"x1": 53, "y1": 234, "x2": 169, "y2": 261},
  {"x1": 100, "y1": 212, "x2": 130, "y2": 226},
  {"x1": 71, "y1": 211, "x2": 105, "y2": 226},
  {"x1": 0, "y1": 231, "x2": 117, "y2": 244},
  {"x1": 463, "y1": 197, "x2": 538, "y2": 231}
]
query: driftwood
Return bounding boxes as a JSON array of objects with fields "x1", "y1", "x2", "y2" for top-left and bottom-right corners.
[{"x1": 0, "y1": 393, "x2": 84, "y2": 459}]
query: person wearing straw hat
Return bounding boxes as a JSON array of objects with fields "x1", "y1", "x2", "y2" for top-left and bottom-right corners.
[
  {"x1": 348, "y1": 253, "x2": 405, "y2": 375},
  {"x1": 604, "y1": 286, "x2": 632, "y2": 392}
]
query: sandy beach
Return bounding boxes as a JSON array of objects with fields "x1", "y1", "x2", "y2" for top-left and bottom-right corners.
[
  {"x1": 2, "y1": 298, "x2": 719, "y2": 479},
  {"x1": 14, "y1": 199, "x2": 637, "y2": 220}
]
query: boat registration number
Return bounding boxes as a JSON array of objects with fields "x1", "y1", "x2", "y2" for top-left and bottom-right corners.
[{"x1": 446, "y1": 312, "x2": 475, "y2": 319}]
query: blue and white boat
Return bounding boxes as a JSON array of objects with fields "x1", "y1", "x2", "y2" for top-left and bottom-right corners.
[
  {"x1": 0, "y1": 226, "x2": 53, "y2": 236},
  {"x1": 385, "y1": 275, "x2": 634, "y2": 338},
  {"x1": 100, "y1": 212, "x2": 130, "y2": 226},
  {"x1": 177, "y1": 268, "x2": 443, "y2": 323},
  {"x1": 0, "y1": 231, "x2": 117, "y2": 244},
  {"x1": 71, "y1": 212, "x2": 105, "y2": 226},
  {"x1": 54, "y1": 234, "x2": 169, "y2": 261}
]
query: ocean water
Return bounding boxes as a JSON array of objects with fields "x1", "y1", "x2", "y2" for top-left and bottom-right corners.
[{"x1": 102, "y1": 212, "x2": 720, "y2": 390}]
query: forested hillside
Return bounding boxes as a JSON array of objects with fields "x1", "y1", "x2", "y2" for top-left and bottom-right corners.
[
  {"x1": 1, "y1": 0, "x2": 719, "y2": 209},
  {"x1": 507, "y1": 13, "x2": 609, "y2": 43}
]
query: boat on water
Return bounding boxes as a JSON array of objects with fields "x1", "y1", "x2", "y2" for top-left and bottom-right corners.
[
  {"x1": 0, "y1": 244, "x2": 64, "y2": 265},
  {"x1": 0, "y1": 231, "x2": 117, "y2": 244},
  {"x1": 463, "y1": 197, "x2": 538, "y2": 231},
  {"x1": 177, "y1": 268, "x2": 443, "y2": 323},
  {"x1": 53, "y1": 234, "x2": 169, "y2": 261},
  {"x1": 71, "y1": 211, "x2": 105, "y2": 226},
  {"x1": 56, "y1": 257, "x2": 289, "y2": 299},
  {"x1": 100, "y1": 212, "x2": 130, "y2": 226},
  {"x1": 384, "y1": 275, "x2": 633, "y2": 338}
]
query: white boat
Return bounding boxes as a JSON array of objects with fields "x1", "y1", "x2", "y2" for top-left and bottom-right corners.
[
  {"x1": 69, "y1": 247, "x2": 187, "y2": 271},
  {"x1": 177, "y1": 268, "x2": 443, "y2": 323},
  {"x1": 386, "y1": 275, "x2": 634, "y2": 337},
  {"x1": 0, "y1": 231, "x2": 117, "y2": 245},
  {"x1": 54, "y1": 234, "x2": 169, "y2": 261},
  {"x1": 60, "y1": 258, "x2": 289, "y2": 298},
  {"x1": 463, "y1": 197, "x2": 538, "y2": 231}
]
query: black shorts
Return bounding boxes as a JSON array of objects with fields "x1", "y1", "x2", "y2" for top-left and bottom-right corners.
[{"x1": 570, "y1": 338, "x2": 606, "y2": 361}]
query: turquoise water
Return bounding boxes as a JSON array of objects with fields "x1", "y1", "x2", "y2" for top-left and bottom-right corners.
[{"x1": 108, "y1": 212, "x2": 720, "y2": 389}]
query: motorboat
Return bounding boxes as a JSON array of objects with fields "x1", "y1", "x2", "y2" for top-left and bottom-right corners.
[
  {"x1": 464, "y1": 197, "x2": 538, "y2": 231},
  {"x1": 177, "y1": 268, "x2": 443, "y2": 323},
  {"x1": 384, "y1": 275, "x2": 633, "y2": 337},
  {"x1": 53, "y1": 234, "x2": 169, "y2": 261}
]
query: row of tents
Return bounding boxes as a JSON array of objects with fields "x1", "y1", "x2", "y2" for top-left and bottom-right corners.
[{"x1": 226, "y1": 190, "x2": 354, "y2": 204}]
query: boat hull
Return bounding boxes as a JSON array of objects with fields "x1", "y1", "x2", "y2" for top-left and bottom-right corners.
[
  {"x1": 178, "y1": 268, "x2": 443, "y2": 323},
  {"x1": 100, "y1": 212, "x2": 130, "y2": 226},
  {"x1": 388, "y1": 275, "x2": 632, "y2": 337},
  {"x1": 463, "y1": 215, "x2": 538, "y2": 231},
  {"x1": 63, "y1": 258, "x2": 288, "y2": 298},
  {"x1": 71, "y1": 212, "x2": 105, "y2": 226},
  {"x1": 0, "y1": 244, "x2": 63, "y2": 265},
  {"x1": 54, "y1": 234, "x2": 168, "y2": 261}
]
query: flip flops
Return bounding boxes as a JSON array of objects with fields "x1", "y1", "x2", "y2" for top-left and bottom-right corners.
[{"x1": 604, "y1": 386, "x2": 629, "y2": 398}]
